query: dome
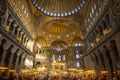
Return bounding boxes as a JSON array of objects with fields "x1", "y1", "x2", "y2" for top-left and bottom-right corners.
[{"x1": 32, "y1": 0, "x2": 88, "y2": 17}]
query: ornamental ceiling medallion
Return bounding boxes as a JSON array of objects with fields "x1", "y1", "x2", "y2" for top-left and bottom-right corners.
[{"x1": 0, "y1": 0, "x2": 8, "y2": 17}]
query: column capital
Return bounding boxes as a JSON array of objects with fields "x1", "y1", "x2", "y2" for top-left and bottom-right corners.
[
  {"x1": 17, "y1": 50, "x2": 23, "y2": 56},
  {"x1": 11, "y1": 47, "x2": 17, "y2": 53},
  {"x1": 25, "y1": 37, "x2": 28, "y2": 41},
  {"x1": 27, "y1": 37, "x2": 29, "y2": 40},
  {"x1": 22, "y1": 53, "x2": 27, "y2": 59},
  {"x1": 8, "y1": 18, "x2": 14, "y2": 22},
  {"x1": 13, "y1": 24, "x2": 18, "y2": 27},
  {"x1": 23, "y1": 34, "x2": 26, "y2": 38},
  {"x1": 21, "y1": 32, "x2": 24, "y2": 35},
  {"x1": 2, "y1": 43, "x2": 10, "y2": 50},
  {"x1": 17, "y1": 27, "x2": 21, "y2": 31}
]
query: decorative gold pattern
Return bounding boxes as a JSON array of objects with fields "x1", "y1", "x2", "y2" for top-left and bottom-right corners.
[{"x1": 41, "y1": 19, "x2": 82, "y2": 41}]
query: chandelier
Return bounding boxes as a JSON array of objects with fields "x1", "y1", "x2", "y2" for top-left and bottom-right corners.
[
  {"x1": 31, "y1": 0, "x2": 88, "y2": 17},
  {"x1": 51, "y1": 40, "x2": 67, "y2": 52}
]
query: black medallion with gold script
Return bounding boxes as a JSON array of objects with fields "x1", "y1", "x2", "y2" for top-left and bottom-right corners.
[
  {"x1": 111, "y1": 0, "x2": 120, "y2": 17},
  {"x1": 0, "y1": 0, "x2": 7, "y2": 17}
]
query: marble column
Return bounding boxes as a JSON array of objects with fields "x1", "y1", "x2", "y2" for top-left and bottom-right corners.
[
  {"x1": 24, "y1": 36, "x2": 28, "y2": 46},
  {"x1": 8, "y1": 47, "x2": 17, "y2": 69},
  {"x1": 12, "y1": 23, "x2": 18, "y2": 37},
  {"x1": 18, "y1": 31, "x2": 23, "y2": 42},
  {"x1": 93, "y1": 53, "x2": 101, "y2": 78},
  {"x1": 22, "y1": 35, "x2": 26, "y2": 45},
  {"x1": 16, "y1": 28, "x2": 21, "y2": 40},
  {"x1": 96, "y1": 52, "x2": 102, "y2": 69},
  {"x1": 102, "y1": 49, "x2": 113, "y2": 80},
  {"x1": 0, "y1": 44, "x2": 10, "y2": 67},
  {"x1": 1, "y1": 12, "x2": 8, "y2": 27},
  {"x1": 26, "y1": 38, "x2": 29, "y2": 46},
  {"x1": 109, "y1": 50, "x2": 119, "y2": 80},
  {"x1": 19, "y1": 53, "x2": 26, "y2": 74},
  {"x1": 9, "y1": 20, "x2": 14, "y2": 34},
  {"x1": 8, "y1": 18, "x2": 14, "y2": 28},
  {"x1": 23, "y1": 36, "x2": 26, "y2": 46},
  {"x1": 15, "y1": 50, "x2": 22, "y2": 73},
  {"x1": 21, "y1": 32, "x2": 25, "y2": 43}
]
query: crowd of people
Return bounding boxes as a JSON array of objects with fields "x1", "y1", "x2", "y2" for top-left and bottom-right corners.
[{"x1": 0, "y1": 71, "x2": 120, "y2": 80}]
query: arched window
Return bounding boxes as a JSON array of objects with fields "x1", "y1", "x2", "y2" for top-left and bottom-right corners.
[
  {"x1": 63, "y1": 55, "x2": 66, "y2": 60},
  {"x1": 91, "y1": 7, "x2": 94, "y2": 14},
  {"x1": 76, "y1": 62, "x2": 80, "y2": 67},
  {"x1": 76, "y1": 54, "x2": 80, "y2": 59},
  {"x1": 94, "y1": 4, "x2": 96, "y2": 10},
  {"x1": 22, "y1": 5, "x2": 24, "y2": 10}
]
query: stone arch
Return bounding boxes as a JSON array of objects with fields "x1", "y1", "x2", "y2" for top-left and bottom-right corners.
[
  {"x1": 33, "y1": 36, "x2": 47, "y2": 53},
  {"x1": 90, "y1": 54, "x2": 100, "y2": 76},
  {"x1": 98, "y1": 25, "x2": 103, "y2": 36},
  {"x1": 90, "y1": 54, "x2": 96, "y2": 68},
  {"x1": 93, "y1": 52, "x2": 99, "y2": 66},
  {"x1": 110, "y1": 40, "x2": 119, "y2": 60},
  {"x1": 101, "y1": 20, "x2": 108, "y2": 29},
  {"x1": 98, "y1": 49, "x2": 106, "y2": 70},
  {"x1": 1, "y1": 39, "x2": 7, "y2": 47},
  {"x1": 105, "y1": 14, "x2": 112, "y2": 28},
  {"x1": 18, "y1": 52, "x2": 24, "y2": 66},
  {"x1": 0, "y1": 39, "x2": 7, "y2": 62},
  {"x1": 11, "y1": 49, "x2": 19, "y2": 69},
  {"x1": 4, "y1": 45, "x2": 14, "y2": 67},
  {"x1": 71, "y1": 36, "x2": 82, "y2": 46},
  {"x1": 103, "y1": 45, "x2": 114, "y2": 78}
]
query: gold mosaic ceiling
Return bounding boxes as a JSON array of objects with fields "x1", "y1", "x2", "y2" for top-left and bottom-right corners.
[
  {"x1": 45, "y1": 20, "x2": 75, "y2": 34},
  {"x1": 32, "y1": 0, "x2": 88, "y2": 17},
  {"x1": 8, "y1": 0, "x2": 93, "y2": 47},
  {"x1": 42, "y1": 19, "x2": 81, "y2": 35}
]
